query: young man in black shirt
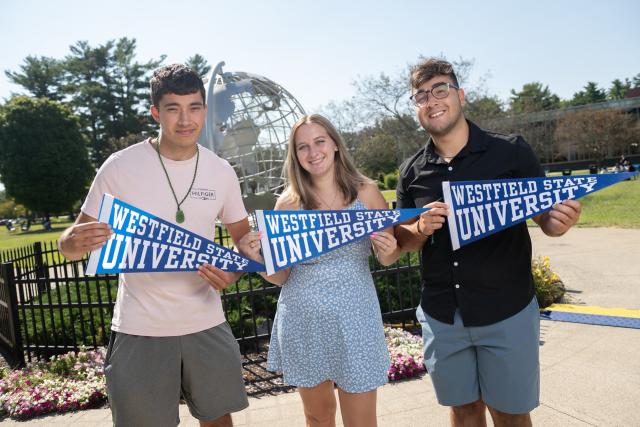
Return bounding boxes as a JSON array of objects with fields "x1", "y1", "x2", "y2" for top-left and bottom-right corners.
[{"x1": 395, "y1": 58, "x2": 581, "y2": 426}]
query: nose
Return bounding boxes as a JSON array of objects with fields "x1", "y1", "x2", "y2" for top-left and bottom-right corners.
[{"x1": 178, "y1": 110, "x2": 190, "y2": 125}]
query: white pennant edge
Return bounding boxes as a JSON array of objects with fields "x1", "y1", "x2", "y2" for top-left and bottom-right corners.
[
  {"x1": 85, "y1": 194, "x2": 115, "y2": 276},
  {"x1": 442, "y1": 182, "x2": 460, "y2": 251},
  {"x1": 255, "y1": 210, "x2": 275, "y2": 276}
]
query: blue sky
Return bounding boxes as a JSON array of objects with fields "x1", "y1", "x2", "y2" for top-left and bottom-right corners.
[{"x1": 1, "y1": 0, "x2": 639, "y2": 112}]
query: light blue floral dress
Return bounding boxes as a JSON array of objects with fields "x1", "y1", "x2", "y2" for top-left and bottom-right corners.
[{"x1": 267, "y1": 200, "x2": 390, "y2": 393}]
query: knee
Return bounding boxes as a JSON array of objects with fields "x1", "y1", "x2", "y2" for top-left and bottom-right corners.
[
  {"x1": 304, "y1": 401, "x2": 337, "y2": 425},
  {"x1": 488, "y1": 406, "x2": 531, "y2": 426},
  {"x1": 451, "y1": 399, "x2": 486, "y2": 418}
]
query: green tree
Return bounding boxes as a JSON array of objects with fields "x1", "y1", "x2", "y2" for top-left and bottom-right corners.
[
  {"x1": 569, "y1": 81, "x2": 607, "y2": 106},
  {"x1": 608, "y1": 78, "x2": 631, "y2": 100},
  {"x1": 463, "y1": 95, "x2": 504, "y2": 125},
  {"x1": 63, "y1": 38, "x2": 164, "y2": 167},
  {"x1": 185, "y1": 54, "x2": 211, "y2": 78},
  {"x1": 354, "y1": 133, "x2": 398, "y2": 178},
  {"x1": 0, "y1": 96, "x2": 92, "y2": 220},
  {"x1": 4, "y1": 56, "x2": 65, "y2": 101},
  {"x1": 509, "y1": 82, "x2": 560, "y2": 113}
]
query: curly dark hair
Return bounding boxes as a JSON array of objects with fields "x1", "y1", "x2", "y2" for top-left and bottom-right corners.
[
  {"x1": 150, "y1": 64, "x2": 206, "y2": 107},
  {"x1": 410, "y1": 58, "x2": 459, "y2": 90}
]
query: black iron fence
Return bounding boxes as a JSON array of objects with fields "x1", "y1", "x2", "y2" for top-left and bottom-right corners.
[{"x1": 0, "y1": 230, "x2": 422, "y2": 373}]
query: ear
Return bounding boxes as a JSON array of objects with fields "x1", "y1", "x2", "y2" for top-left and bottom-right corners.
[
  {"x1": 150, "y1": 105, "x2": 160, "y2": 123},
  {"x1": 458, "y1": 88, "x2": 466, "y2": 106}
]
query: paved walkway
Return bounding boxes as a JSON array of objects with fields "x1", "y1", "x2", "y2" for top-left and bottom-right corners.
[{"x1": 3, "y1": 227, "x2": 639, "y2": 426}]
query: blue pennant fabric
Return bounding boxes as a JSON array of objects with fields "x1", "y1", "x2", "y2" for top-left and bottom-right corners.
[
  {"x1": 255, "y1": 208, "x2": 428, "y2": 275},
  {"x1": 443, "y1": 172, "x2": 638, "y2": 250},
  {"x1": 86, "y1": 194, "x2": 265, "y2": 275}
]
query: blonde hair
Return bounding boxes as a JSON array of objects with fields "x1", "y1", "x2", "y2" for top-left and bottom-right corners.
[{"x1": 283, "y1": 114, "x2": 369, "y2": 209}]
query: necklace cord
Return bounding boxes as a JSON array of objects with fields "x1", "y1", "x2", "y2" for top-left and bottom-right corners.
[{"x1": 155, "y1": 139, "x2": 199, "y2": 219}]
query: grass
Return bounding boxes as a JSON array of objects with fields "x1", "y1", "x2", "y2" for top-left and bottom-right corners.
[
  {"x1": 0, "y1": 218, "x2": 72, "y2": 251},
  {"x1": 576, "y1": 178, "x2": 640, "y2": 227}
]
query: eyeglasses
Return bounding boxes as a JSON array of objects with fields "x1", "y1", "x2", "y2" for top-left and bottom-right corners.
[{"x1": 410, "y1": 82, "x2": 459, "y2": 107}]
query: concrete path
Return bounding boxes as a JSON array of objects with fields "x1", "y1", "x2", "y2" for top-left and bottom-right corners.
[{"x1": 2, "y1": 227, "x2": 639, "y2": 426}]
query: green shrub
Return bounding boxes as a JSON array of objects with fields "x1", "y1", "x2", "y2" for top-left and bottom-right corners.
[
  {"x1": 532, "y1": 256, "x2": 565, "y2": 308},
  {"x1": 384, "y1": 173, "x2": 399, "y2": 190}
]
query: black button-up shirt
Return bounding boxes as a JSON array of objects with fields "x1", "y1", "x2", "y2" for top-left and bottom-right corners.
[{"x1": 397, "y1": 120, "x2": 544, "y2": 326}]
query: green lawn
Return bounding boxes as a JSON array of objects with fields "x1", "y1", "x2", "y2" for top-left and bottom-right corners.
[
  {"x1": 575, "y1": 178, "x2": 639, "y2": 227},
  {"x1": 0, "y1": 218, "x2": 72, "y2": 252}
]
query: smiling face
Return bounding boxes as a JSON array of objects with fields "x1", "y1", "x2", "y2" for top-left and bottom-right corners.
[
  {"x1": 150, "y1": 91, "x2": 206, "y2": 152},
  {"x1": 414, "y1": 75, "x2": 465, "y2": 137},
  {"x1": 294, "y1": 122, "x2": 339, "y2": 178}
]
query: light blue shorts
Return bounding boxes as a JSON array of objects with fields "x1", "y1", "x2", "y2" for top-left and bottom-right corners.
[{"x1": 417, "y1": 297, "x2": 540, "y2": 414}]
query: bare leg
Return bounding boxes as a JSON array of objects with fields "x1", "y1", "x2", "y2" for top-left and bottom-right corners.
[
  {"x1": 337, "y1": 387, "x2": 377, "y2": 427},
  {"x1": 450, "y1": 399, "x2": 487, "y2": 427},
  {"x1": 200, "y1": 413, "x2": 233, "y2": 427},
  {"x1": 298, "y1": 380, "x2": 338, "y2": 427},
  {"x1": 487, "y1": 406, "x2": 532, "y2": 427}
]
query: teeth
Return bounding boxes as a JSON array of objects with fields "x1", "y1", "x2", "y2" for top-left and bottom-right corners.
[{"x1": 429, "y1": 111, "x2": 445, "y2": 118}]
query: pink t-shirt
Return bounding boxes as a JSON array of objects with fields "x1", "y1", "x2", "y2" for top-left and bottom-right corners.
[{"x1": 81, "y1": 139, "x2": 247, "y2": 336}]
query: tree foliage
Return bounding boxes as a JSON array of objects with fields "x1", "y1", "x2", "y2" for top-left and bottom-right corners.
[
  {"x1": 63, "y1": 38, "x2": 165, "y2": 166},
  {"x1": 569, "y1": 81, "x2": 607, "y2": 106},
  {"x1": 4, "y1": 56, "x2": 65, "y2": 101},
  {"x1": 0, "y1": 96, "x2": 93, "y2": 218},
  {"x1": 185, "y1": 54, "x2": 212, "y2": 78},
  {"x1": 509, "y1": 82, "x2": 560, "y2": 114},
  {"x1": 554, "y1": 109, "x2": 636, "y2": 162}
]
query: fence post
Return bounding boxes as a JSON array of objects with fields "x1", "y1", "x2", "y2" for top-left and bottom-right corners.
[
  {"x1": 0, "y1": 262, "x2": 25, "y2": 368},
  {"x1": 33, "y1": 242, "x2": 48, "y2": 294}
]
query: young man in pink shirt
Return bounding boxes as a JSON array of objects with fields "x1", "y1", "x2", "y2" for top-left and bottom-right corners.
[{"x1": 59, "y1": 64, "x2": 250, "y2": 427}]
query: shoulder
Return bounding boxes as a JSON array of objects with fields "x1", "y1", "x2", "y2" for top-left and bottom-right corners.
[
  {"x1": 399, "y1": 147, "x2": 426, "y2": 181},
  {"x1": 275, "y1": 190, "x2": 299, "y2": 211},
  {"x1": 480, "y1": 124, "x2": 529, "y2": 153},
  {"x1": 357, "y1": 180, "x2": 387, "y2": 209},
  {"x1": 198, "y1": 146, "x2": 239, "y2": 178},
  {"x1": 96, "y1": 140, "x2": 149, "y2": 175}
]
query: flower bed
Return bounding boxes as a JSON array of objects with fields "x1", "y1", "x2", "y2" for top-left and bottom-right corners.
[
  {"x1": 1, "y1": 328, "x2": 427, "y2": 420},
  {"x1": 0, "y1": 348, "x2": 107, "y2": 420},
  {"x1": 384, "y1": 326, "x2": 426, "y2": 381}
]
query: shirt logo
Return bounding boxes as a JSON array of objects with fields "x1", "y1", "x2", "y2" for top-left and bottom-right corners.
[{"x1": 190, "y1": 188, "x2": 216, "y2": 200}]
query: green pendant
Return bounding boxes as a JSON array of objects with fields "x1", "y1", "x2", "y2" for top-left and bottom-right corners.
[{"x1": 176, "y1": 209, "x2": 185, "y2": 223}]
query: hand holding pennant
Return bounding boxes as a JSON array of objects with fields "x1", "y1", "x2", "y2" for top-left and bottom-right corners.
[
  {"x1": 255, "y1": 208, "x2": 428, "y2": 275},
  {"x1": 443, "y1": 172, "x2": 638, "y2": 250},
  {"x1": 85, "y1": 194, "x2": 265, "y2": 275}
]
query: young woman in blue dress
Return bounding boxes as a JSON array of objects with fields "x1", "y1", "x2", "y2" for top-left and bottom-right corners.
[{"x1": 239, "y1": 114, "x2": 400, "y2": 427}]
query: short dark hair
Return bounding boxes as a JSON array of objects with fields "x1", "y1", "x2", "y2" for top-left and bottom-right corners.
[
  {"x1": 410, "y1": 58, "x2": 459, "y2": 90},
  {"x1": 150, "y1": 64, "x2": 206, "y2": 107}
]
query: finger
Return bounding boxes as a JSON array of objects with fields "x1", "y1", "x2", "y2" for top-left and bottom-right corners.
[
  {"x1": 423, "y1": 201, "x2": 449, "y2": 209},
  {"x1": 81, "y1": 236, "x2": 112, "y2": 248},
  {"x1": 547, "y1": 209, "x2": 572, "y2": 226},
  {"x1": 197, "y1": 264, "x2": 228, "y2": 290},
  {"x1": 75, "y1": 222, "x2": 112, "y2": 233},
  {"x1": 560, "y1": 199, "x2": 582, "y2": 214},
  {"x1": 552, "y1": 202, "x2": 580, "y2": 221}
]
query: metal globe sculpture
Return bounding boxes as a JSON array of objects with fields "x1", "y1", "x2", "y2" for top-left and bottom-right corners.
[{"x1": 198, "y1": 62, "x2": 305, "y2": 210}]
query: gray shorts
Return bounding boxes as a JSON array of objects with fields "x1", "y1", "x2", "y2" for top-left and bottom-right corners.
[
  {"x1": 417, "y1": 297, "x2": 540, "y2": 414},
  {"x1": 104, "y1": 322, "x2": 249, "y2": 427}
]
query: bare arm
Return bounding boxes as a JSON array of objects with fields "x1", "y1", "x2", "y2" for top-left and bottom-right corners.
[
  {"x1": 197, "y1": 217, "x2": 251, "y2": 290},
  {"x1": 532, "y1": 200, "x2": 581, "y2": 237},
  {"x1": 395, "y1": 201, "x2": 449, "y2": 253},
  {"x1": 58, "y1": 212, "x2": 112, "y2": 261}
]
